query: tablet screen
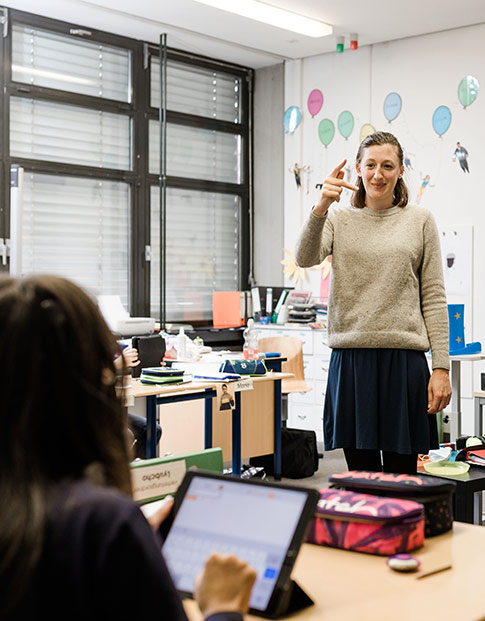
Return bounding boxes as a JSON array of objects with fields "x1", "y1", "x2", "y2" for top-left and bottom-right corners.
[{"x1": 161, "y1": 473, "x2": 315, "y2": 612}]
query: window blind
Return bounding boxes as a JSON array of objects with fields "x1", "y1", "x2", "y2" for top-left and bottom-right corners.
[
  {"x1": 151, "y1": 58, "x2": 241, "y2": 123},
  {"x1": 148, "y1": 119, "x2": 240, "y2": 182},
  {"x1": 12, "y1": 24, "x2": 132, "y2": 102},
  {"x1": 10, "y1": 97, "x2": 131, "y2": 170},
  {"x1": 21, "y1": 173, "x2": 130, "y2": 305},
  {"x1": 150, "y1": 186, "x2": 240, "y2": 321}
]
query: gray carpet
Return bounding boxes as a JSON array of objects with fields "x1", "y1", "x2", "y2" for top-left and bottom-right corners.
[
  {"x1": 272, "y1": 446, "x2": 347, "y2": 489},
  {"x1": 263, "y1": 444, "x2": 348, "y2": 489}
]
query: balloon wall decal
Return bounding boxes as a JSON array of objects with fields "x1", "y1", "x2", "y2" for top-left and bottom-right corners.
[
  {"x1": 318, "y1": 119, "x2": 335, "y2": 147},
  {"x1": 337, "y1": 110, "x2": 354, "y2": 139},
  {"x1": 360, "y1": 123, "x2": 375, "y2": 143},
  {"x1": 307, "y1": 89, "x2": 323, "y2": 117},
  {"x1": 283, "y1": 106, "x2": 302, "y2": 133},
  {"x1": 432, "y1": 105, "x2": 452, "y2": 137},
  {"x1": 457, "y1": 75, "x2": 479, "y2": 109},
  {"x1": 383, "y1": 92, "x2": 402, "y2": 122}
]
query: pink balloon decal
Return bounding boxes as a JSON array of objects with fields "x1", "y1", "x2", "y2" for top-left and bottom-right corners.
[{"x1": 308, "y1": 89, "x2": 323, "y2": 117}]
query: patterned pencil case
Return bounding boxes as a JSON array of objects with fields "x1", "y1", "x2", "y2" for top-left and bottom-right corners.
[
  {"x1": 219, "y1": 359, "x2": 267, "y2": 376},
  {"x1": 306, "y1": 488, "x2": 424, "y2": 556},
  {"x1": 329, "y1": 471, "x2": 456, "y2": 537}
]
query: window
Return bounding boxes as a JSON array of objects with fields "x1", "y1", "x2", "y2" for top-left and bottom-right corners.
[
  {"x1": 150, "y1": 186, "x2": 240, "y2": 321},
  {"x1": 1, "y1": 7, "x2": 252, "y2": 324}
]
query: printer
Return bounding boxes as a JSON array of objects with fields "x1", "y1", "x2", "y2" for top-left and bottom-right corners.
[{"x1": 97, "y1": 295, "x2": 155, "y2": 337}]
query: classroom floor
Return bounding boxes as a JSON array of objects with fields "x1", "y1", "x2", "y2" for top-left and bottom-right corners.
[{"x1": 242, "y1": 444, "x2": 348, "y2": 490}]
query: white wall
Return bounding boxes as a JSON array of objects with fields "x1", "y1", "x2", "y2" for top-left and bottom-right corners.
[{"x1": 283, "y1": 23, "x2": 485, "y2": 432}]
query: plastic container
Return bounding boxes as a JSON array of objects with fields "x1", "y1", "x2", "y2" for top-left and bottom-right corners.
[{"x1": 243, "y1": 318, "x2": 258, "y2": 360}]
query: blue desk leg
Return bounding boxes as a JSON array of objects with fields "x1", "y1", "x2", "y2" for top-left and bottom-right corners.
[
  {"x1": 204, "y1": 391, "x2": 213, "y2": 449},
  {"x1": 273, "y1": 378, "x2": 282, "y2": 481},
  {"x1": 146, "y1": 395, "x2": 158, "y2": 459},
  {"x1": 232, "y1": 392, "x2": 242, "y2": 476}
]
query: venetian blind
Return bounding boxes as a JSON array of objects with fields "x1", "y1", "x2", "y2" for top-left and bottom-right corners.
[
  {"x1": 21, "y1": 173, "x2": 130, "y2": 304},
  {"x1": 10, "y1": 25, "x2": 132, "y2": 303},
  {"x1": 150, "y1": 186, "x2": 240, "y2": 321}
]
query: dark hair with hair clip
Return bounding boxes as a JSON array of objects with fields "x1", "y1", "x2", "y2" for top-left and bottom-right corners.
[
  {"x1": 0, "y1": 274, "x2": 131, "y2": 614},
  {"x1": 351, "y1": 131, "x2": 409, "y2": 209}
]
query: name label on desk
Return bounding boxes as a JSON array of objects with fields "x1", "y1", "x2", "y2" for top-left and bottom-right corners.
[
  {"x1": 234, "y1": 378, "x2": 253, "y2": 392},
  {"x1": 131, "y1": 459, "x2": 186, "y2": 502}
]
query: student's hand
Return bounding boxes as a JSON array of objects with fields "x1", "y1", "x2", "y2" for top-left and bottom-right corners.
[
  {"x1": 142, "y1": 496, "x2": 174, "y2": 532},
  {"x1": 313, "y1": 159, "x2": 359, "y2": 216},
  {"x1": 427, "y1": 369, "x2": 452, "y2": 414},
  {"x1": 122, "y1": 347, "x2": 140, "y2": 367},
  {"x1": 195, "y1": 553, "x2": 257, "y2": 618}
]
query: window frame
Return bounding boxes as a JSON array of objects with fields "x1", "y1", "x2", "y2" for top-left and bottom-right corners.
[{"x1": 0, "y1": 6, "x2": 253, "y2": 323}]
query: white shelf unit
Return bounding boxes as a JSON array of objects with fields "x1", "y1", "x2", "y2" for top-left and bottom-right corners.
[{"x1": 254, "y1": 324, "x2": 330, "y2": 444}]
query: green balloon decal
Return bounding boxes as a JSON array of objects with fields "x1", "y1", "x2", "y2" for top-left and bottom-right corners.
[
  {"x1": 337, "y1": 110, "x2": 354, "y2": 140},
  {"x1": 318, "y1": 119, "x2": 335, "y2": 147},
  {"x1": 458, "y1": 75, "x2": 479, "y2": 109}
]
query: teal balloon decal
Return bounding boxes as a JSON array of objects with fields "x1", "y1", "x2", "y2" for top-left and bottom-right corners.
[
  {"x1": 337, "y1": 110, "x2": 354, "y2": 139},
  {"x1": 432, "y1": 106, "x2": 452, "y2": 137},
  {"x1": 318, "y1": 119, "x2": 335, "y2": 147},
  {"x1": 283, "y1": 106, "x2": 302, "y2": 133},
  {"x1": 383, "y1": 92, "x2": 402, "y2": 122},
  {"x1": 458, "y1": 75, "x2": 479, "y2": 109}
]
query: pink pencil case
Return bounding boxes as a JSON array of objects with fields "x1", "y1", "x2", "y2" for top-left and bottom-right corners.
[{"x1": 306, "y1": 488, "x2": 425, "y2": 556}]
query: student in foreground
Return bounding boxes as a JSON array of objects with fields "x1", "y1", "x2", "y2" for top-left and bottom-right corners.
[{"x1": 0, "y1": 274, "x2": 256, "y2": 620}]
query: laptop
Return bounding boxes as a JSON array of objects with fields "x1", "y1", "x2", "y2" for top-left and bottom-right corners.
[{"x1": 161, "y1": 470, "x2": 318, "y2": 618}]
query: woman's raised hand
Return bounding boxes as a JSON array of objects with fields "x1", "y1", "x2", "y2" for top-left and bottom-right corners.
[{"x1": 313, "y1": 159, "x2": 358, "y2": 216}]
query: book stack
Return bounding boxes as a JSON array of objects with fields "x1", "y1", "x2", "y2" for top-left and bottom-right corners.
[{"x1": 140, "y1": 367, "x2": 186, "y2": 385}]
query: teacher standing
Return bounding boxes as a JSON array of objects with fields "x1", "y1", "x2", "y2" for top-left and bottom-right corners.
[{"x1": 295, "y1": 131, "x2": 452, "y2": 474}]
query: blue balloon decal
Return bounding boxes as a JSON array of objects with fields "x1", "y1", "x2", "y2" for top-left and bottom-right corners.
[
  {"x1": 383, "y1": 92, "x2": 402, "y2": 122},
  {"x1": 432, "y1": 105, "x2": 452, "y2": 137},
  {"x1": 284, "y1": 106, "x2": 302, "y2": 133}
]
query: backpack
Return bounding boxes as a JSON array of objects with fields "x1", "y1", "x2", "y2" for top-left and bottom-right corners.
[{"x1": 250, "y1": 427, "x2": 319, "y2": 478}]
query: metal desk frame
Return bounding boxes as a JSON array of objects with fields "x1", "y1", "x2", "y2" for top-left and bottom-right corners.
[{"x1": 143, "y1": 371, "x2": 284, "y2": 480}]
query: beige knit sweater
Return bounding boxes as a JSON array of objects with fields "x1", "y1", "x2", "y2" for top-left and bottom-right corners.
[{"x1": 295, "y1": 204, "x2": 449, "y2": 370}]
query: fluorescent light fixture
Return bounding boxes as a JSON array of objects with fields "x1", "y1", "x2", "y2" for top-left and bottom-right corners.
[{"x1": 193, "y1": 0, "x2": 333, "y2": 38}]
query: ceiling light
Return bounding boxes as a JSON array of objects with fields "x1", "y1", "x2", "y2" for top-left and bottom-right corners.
[{"x1": 193, "y1": 0, "x2": 333, "y2": 38}]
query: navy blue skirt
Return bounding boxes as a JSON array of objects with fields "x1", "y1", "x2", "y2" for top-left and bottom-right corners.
[{"x1": 323, "y1": 348, "x2": 439, "y2": 455}]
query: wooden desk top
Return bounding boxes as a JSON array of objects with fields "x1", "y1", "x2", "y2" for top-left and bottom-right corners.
[
  {"x1": 474, "y1": 390, "x2": 485, "y2": 399},
  {"x1": 127, "y1": 372, "x2": 293, "y2": 399},
  {"x1": 184, "y1": 522, "x2": 485, "y2": 620}
]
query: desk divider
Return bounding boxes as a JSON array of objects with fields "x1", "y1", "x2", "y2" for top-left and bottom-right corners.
[{"x1": 130, "y1": 447, "x2": 223, "y2": 504}]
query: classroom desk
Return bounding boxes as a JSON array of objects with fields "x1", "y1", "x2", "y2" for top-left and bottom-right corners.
[
  {"x1": 184, "y1": 521, "x2": 485, "y2": 620},
  {"x1": 474, "y1": 390, "x2": 485, "y2": 436},
  {"x1": 127, "y1": 372, "x2": 292, "y2": 479}
]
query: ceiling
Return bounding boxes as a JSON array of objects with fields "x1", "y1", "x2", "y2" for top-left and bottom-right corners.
[{"x1": 4, "y1": 0, "x2": 485, "y2": 69}]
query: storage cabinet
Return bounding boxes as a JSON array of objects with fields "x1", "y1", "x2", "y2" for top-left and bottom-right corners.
[{"x1": 254, "y1": 324, "x2": 329, "y2": 444}]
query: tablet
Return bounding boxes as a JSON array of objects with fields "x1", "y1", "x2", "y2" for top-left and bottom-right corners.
[{"x1": 161, "y1": 470, "x2": 318, "y2": 618}]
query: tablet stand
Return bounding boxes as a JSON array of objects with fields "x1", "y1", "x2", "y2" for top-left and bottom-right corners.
[{"x1": 259, "y1": 579, "x2": 314, "y2": 618}]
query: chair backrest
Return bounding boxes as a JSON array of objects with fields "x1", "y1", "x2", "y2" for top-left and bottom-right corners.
[{"x1": 258, "y1": 336, "x2": 311, "y2": 394}]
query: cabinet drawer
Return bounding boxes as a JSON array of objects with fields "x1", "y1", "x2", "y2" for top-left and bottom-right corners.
[
  {"x1": 314, "y1": 380, "x2": 327, "y2": 405},
  {"x1": 287, "y1": 403, "x2": 317, "y2": 431},
  {"x1": 313, "y1": 356, "x2": 330, "y2": 381},
  {"x1": 288, "y1": 386, "x2": 315, "y2": 406},
  {"x1": 314, "y1": 332, "x2": 331, "y2": 356},
  {"x1": 302, "y1": 355, "x2": 315, "y2": 380}
]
